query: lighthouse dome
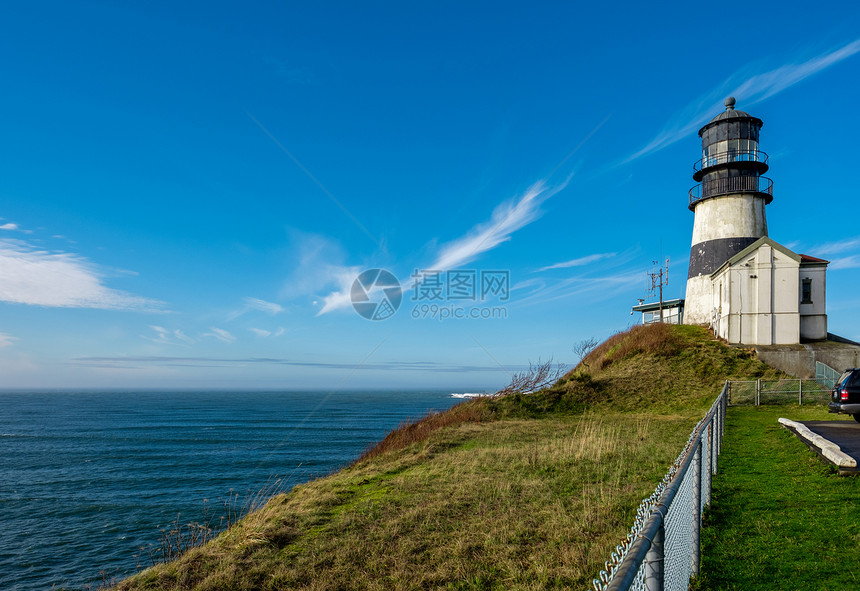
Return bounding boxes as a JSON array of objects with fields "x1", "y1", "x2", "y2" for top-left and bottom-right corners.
[{"x1": 707, "y1": 97, "x2": 759, "y2": 123}]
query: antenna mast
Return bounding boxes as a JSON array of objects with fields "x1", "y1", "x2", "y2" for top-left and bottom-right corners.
[{"x1": 647, "y1": 258, "x2": 670, "y2": 323}]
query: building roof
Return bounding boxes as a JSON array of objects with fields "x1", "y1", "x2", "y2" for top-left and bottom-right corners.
[
  {"x1": 702, "y1": 97, "x2": 763, "y2": 127},
  {"x1": 631, "y1": 298, "x2": 685, "y2": 313},
  {"x1": 710, "y1": 236, "x2": 801, "y2": 277},
  {"x1": 705, "y1": 237, "x2": 829, "y2": 278},
  {"x1": 800, "y1": 254, "x2": 830, "y2": 265},
  {"x1": 709, "y1": 107, "x2": 755, "y2": 123}
]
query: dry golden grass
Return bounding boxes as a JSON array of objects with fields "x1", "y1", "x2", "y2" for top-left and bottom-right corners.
[{"x1": 117, "y1": 413, "x2": 693, "y2": 590}]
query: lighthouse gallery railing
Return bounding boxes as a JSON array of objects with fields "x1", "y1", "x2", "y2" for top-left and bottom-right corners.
[
  {"x1": 692, "y1": 149, "x2": 768, "y2": 173},
  {"x1": 593, "y1": 384, "x2": 727, "y2": 591},
  {"x1": 689, "y1": 176, "x2": 773, "y2": 207}
]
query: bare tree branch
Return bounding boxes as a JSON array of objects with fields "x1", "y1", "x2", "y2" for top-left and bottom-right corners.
[
  {"x1": 493, "y1": 359, "x2": 566, "y2": 397},
  {"x1": 573, "y1": 337, "x2": 599, "y2": 372}
]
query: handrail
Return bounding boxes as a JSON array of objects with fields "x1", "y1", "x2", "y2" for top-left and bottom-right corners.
[
  {"x1": 689, "y1": 176, "x2": 773, "y2": 207},
  {"x1": 693, "y1": 149, "x2": 768, "y2": 173}
]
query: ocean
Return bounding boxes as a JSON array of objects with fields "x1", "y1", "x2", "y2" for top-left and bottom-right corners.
[{"x1": 0, "y1": 389, "x2": 468, "y2": 591}]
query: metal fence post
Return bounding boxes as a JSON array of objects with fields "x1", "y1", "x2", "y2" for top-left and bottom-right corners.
[
  {"x1": 705, "y1": 423, "x2": 713, "y2": 505},
  {"x1": 713, "y1": 410, "x2": 719, "y2": 476},
  {"x1": 799, "y1": 379, "x2": 803, "y2": 405},
  {"x1": 691, "y1": 439, "x2": 702, "y2": 576},
  {"x1": 756, "y1": 378, "x2": 761, "y2": 406},
  {"x1": 644, "y1": 512, "x2": 665, "y2": 591},
  {"x1": 717, "y1": 394, "x2": 723, "y2": 455}
]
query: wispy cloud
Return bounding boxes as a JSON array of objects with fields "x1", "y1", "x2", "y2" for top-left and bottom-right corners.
[
  {"x1": 802, "y1": 236, "x2": 860, "y2": 269},
  {"x1": 0, "y1": 332, "x2": 17, "y2": 348},
  {"x1": 74, "y1": 355, "x2": 517, "y2": 373},
  {"x1": 315, "y1": 265, "x2": 362, "y2": 315},
  {"x1": 0, "y1": 223, "x2": 18, "y2": 231},
  {"x1": 812, "y1": 237, "x2": 860, "y2": 256},
  {"x1": 204, "y1": 327, "x2": 236, "y2": 343},
  {"x1": 312, "y1": 179, "x2": 571, "y2": 316},
  {"x1": 244, "y1": 297, "x2": 284, "y2": 315},
  {"x1": 626, "y1": 38, "x2": 860, "y2": 163},
  {"x1": 143, "y1": 326, "x2": 195, "y2": 346},
  {"x1": 250, "y1": 327, "x2": 285, "y2": 338},
  {"x1": 536, "y1": 252, "x2": 616, "y2": 272},
  {"x1": 428, "y1": 180, "x2": 568, "y2": 272},
  {"x1": 512, "y1": 269, "x2": 644, "y2": 308},
  {"x1": 830, "y1": 256, "x2": 860, "y2": 270},
  {"x1": 274, "y1": 231, "x2": 366, "y2": 317},
  {"x1": 0, "y1": 238, "x2": 163, "y2": 311}
]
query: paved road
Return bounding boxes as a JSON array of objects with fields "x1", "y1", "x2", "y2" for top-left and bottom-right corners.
[{"x1": 803, "y1": 420, "x2": 860, "y2": 466}]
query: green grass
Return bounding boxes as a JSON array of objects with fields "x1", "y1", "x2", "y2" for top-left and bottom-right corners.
[
  {"x1": 693, "y1": 405, "x2": 860, "y2": 590},
  {"x1": 111, "y1": 324, "x2": 792, "y2": 590}
]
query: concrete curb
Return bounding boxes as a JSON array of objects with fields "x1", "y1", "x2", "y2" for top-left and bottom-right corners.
[{"x1": 778, "y1": 418, "x2": 858, "y2": 468}]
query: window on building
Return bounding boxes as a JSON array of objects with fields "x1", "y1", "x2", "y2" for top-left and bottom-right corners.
[{"x1": 801, "y1": 278, "x2": 813, "y2": 304}]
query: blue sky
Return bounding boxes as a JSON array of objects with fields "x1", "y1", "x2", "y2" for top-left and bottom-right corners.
[{"x1": 1, "y1": 1, "x2": 859, "y2": 389}]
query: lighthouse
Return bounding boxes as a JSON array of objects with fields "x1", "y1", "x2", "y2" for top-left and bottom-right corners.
[{"x1": 684, "y1": 97, "x2": 773, "y2": 325}]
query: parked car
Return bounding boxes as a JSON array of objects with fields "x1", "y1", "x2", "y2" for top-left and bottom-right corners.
[{"x1": 828, "y1": 368, "x2": 860, "y2": 422}]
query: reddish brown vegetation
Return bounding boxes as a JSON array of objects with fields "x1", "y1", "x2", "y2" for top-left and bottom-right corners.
[
  {"x1": 583, "y1": 323, "x2": 681, "y2": 371},
  {"x1": 354, "y1": 399, "x2": 489, "y2": 464}
]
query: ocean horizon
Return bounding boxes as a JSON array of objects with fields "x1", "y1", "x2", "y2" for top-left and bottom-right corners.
[{"x1": 0, "y1": 389, "x2": 475, "y2": 591}]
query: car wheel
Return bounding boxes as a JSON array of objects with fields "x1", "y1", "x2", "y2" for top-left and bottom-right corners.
[{"x1": 853, "y1": 414, "x2": 860, "y2": 424}]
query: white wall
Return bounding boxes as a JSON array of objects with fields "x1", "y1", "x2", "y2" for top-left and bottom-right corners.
[
  {"x1": 710, "y1": 243, "x2": 800, "y2": 345},
  {"x1": 799, "y1": 264, "x2": 827, "y2": 340},
  {"x1": 685, "y1": 275, "x2": 713, "y2": 325},
  {"x1": 690, "y1": 194, "x2": 768, "y2": 244}
]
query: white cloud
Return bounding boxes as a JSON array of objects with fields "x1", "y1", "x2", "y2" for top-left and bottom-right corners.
[
  {"x1": 428, "y1": 180, "x2": 567, "y2": 272},
  {"x1": 513, "y1": 269, "x2": 645, "y2": 308},
  {"x1": 0, "y1": 223, "x2": 18, "y2": 231},
  {"x1": 316, "y1": 265, "x2": 362, "y2": 315},
  {"x1": 0, "y1": 332, "x2": 17, "y2": 348},
  {"x1": 250, "y1": 327, "x2": 286, "y2": 338},
  {"x1": 812, "y1": 237, "x2": 860, "y2": 256},
  {"x1": 626, "y1": 38, "x2": 860, "y2": 162},
  {"x1": 143, "y1": 326, "x2": 195, "y2": 346},
  {"x1": 802, "y1": 236, "x2": 860, "y2": 269},
  {"x1": 174, "y1": 329, "x2": 195, "y2": 344},
  {"x1": 830, "y1": 256, "x2": 860, "y2": 270},
  {"x1": 0, "y1": 238, "x2": 163, "y2": 310},
  {"x1": 204, "y1": 327, "x2": 236, "y2": 343},
  {"x1": 536, "y1": 252, "x2": 616, "y2": 272},
  {"x1": 275, "y1": 231, "x2": 366, "y2": 317},
  {"x1": 312, "y1": 179, "x2": 570, "y2": 316},
  {"x1": 243, "y1": 297, "x2": 284, "y2": 315}
]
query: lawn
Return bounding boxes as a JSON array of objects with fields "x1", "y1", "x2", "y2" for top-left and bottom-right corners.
[{"x1": 694, "y1": 405, "x2": 860, "y2": 590}]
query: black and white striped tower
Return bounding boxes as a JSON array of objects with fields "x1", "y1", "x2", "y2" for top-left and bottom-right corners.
[{"x1": 684, "y1": 97, "x2": 773, "y2": 324}]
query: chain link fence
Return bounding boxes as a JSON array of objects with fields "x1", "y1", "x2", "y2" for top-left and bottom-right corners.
[
  {"x1": 593, "y1": 384, "x2": 726, "y2": 591},
  {"x1": 593, "y1": 363, "x2": 840, "y2": 589},
  {"x1": 816, "y1": 361, "x2": 841, "y2": 390},
  {"x1": 726, "y1": 378, "x2": 831, "y2": 406}
]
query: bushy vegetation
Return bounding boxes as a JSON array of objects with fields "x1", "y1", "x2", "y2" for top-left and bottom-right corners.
[{"x1": 113, "y1": 324, "x2": 787, "y2": 590}]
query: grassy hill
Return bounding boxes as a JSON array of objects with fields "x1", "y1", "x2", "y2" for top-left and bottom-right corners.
[{"x1": 113, "y1": 324, "x2": 783, "y2": 590}]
